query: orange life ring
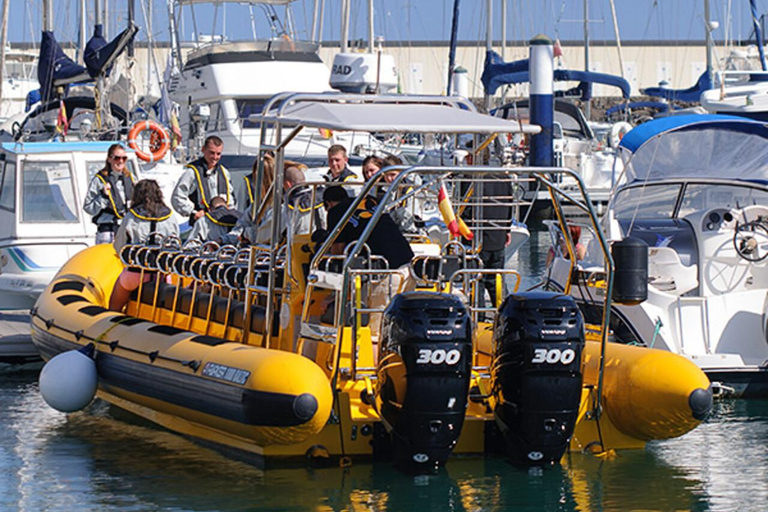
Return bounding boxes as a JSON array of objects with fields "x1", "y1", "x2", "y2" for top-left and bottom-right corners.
[{"x1": 127, "y1": 120, "x2": 170, "y2": 163}]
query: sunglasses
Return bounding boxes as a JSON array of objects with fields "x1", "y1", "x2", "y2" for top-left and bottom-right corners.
[{"x1": 112, "y1": 155, "x2": 128, "y2": 162}]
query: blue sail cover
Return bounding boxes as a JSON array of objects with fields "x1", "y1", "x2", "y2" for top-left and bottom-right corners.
[
  {"x1": 37, "y1": 31, "x2": 88, "y2": 102},
  {"x1": 481, "y1": 51, "x2": 630, "y2": 99},
  {"x1": 617, "y1": 114, "x2": 768, "y2": 184},
  {"x1": 481, "y1": 50, "x2": 529, "y2": 96},
  {"x1": 641, "y1": 71, "x2": 713, "y2": 103},
  {"x1": 84, "y1": 24, "x2": 139, "y2": 78}
]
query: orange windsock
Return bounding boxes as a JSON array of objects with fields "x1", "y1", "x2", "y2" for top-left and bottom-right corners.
[{"x1": 438, "y1": 182, "x2": 473, "y2": 241}]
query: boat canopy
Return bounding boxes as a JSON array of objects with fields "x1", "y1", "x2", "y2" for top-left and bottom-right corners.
[
  {"x1": 260, "y1": 95, "x2": 541, "y2": 134},
  {"x1": 617, "y1": 114, "x2": 768, "y2": 184}
]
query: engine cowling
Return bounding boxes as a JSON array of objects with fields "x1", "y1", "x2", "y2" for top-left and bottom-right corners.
[
  {"x1": 376, "y1": 292, "x2": 472, "y2": 472},
  {"x1": 491, "y1": 291, "x2": 585, "y2": 465}
]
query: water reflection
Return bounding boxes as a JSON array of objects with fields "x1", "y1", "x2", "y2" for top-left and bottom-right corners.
[{"x1": 4, "y1": 381, "x2": 717, "y2": 512}]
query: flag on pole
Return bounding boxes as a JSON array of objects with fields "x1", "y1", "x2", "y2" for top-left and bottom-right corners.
[
  {"x1": 55, "y1": 100, "x2": 68, "y2": 136},
  {"x1": 437, "y1": 181, "x2": 473, "y2": 241},
  {"x1": 318, "y1": 128, "x2": 333, "y2": 139}
]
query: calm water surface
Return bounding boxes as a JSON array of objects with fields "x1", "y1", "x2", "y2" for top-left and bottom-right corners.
[{"x1": 1, "y1": 233, "x2": 767, "y2": 512}]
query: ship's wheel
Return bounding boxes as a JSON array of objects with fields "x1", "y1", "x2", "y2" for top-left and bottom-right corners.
[{"x1": 733, "y1": 219, "x2": 768, "y2": 262}]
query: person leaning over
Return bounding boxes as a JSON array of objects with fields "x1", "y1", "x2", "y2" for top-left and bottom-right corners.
[
  {"x1": 109, "y1": 179, "x2": 179, "y2": 312},
  {"x1": 172, "y1": 135, "x2": 235, "y2": 228},
  {"x1": 83, "y1": 143, "x2": 135, "y2": 244},
  {"x1": 186, "y1": 195, "x2": 242, "y2": 245}
]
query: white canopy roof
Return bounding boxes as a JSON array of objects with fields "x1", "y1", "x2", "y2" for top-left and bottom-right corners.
[{"x1": 261, "y1": 102, "x2": 541, "y2": 134}]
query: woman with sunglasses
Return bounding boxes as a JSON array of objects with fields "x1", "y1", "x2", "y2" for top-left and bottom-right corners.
[{"x1": 83, "y1": 143, "x2": 136, "y2": 244}]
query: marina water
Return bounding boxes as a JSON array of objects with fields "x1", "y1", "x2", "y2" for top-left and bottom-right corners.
[{"x1": 2, "y1": 232, "x2": 767, "y2": 512}]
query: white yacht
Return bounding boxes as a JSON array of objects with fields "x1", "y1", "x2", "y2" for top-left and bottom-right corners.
[
  {"x1": 545, "y1": 114, "x2": 768, "y2": 398},
  {"x1": 167, "y1": 0, "x2": 388, "y2": 171}
]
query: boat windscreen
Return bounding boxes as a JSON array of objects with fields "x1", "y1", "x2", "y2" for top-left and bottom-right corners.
[
  {"x1": 612, "y1": 183, "x2": 681, "y2": 221},
  {"x1": 622, "y1": 126, "x2": 768, "y2": 184},
  {"x1": 678, "y1": 183, "x2": 768, "y2": 217},
  {"x1": 21, "y1": 161, "x2": 79, "y2": 223}
]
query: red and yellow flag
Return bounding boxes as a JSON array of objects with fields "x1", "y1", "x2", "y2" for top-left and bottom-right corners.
[
  {"x1": 437, "y1": 181, "x2": 473, "y2": 241},
  {"x1": 55, "y1": 100, "x2": 68, "y2": 136}
]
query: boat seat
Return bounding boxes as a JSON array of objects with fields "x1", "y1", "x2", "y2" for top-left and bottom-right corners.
[
  {"x1": 648, "y1": 247, "x2": 698, "y2": 295},
  {"x1": 228, "y1": 301, "x2": 267, "y2": 333}
]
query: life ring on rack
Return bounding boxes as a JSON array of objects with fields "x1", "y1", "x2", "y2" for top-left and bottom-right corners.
[
  {"x1": 128, "y1": 120, "x2": 170, "y2": 162},
  {"x1": 608, "y1": 121, "x2": 633, "y2": 149}
]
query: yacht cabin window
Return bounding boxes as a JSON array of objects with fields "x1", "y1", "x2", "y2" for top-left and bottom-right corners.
[
  {"x1": 237, "y1": 99, "x2": 265, "y2": 129},
  {"x1": 0, "y1": 162, "x2": 16, "y2": 211},
  {"x1": 21, "y1": 161, "x2": 79, "y2": 223},
  {"x1": 613, "y1": 184, "x2": 681, "y2": 221},
  {"x1": 205, "y1": 102, "x2": 222, "y2": 132}
]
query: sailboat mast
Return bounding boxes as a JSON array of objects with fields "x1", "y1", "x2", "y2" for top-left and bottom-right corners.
[
  {"x1": 79, "y1": 0, "x2": 87, "y2": 63},
  {"x1": 368, "y1": 0, "x2": 374, "y2": 53},
  {"x1": 501, "y1": 0, "x2": 506, "y2": 61},
  {"x1": 340, "y1": 0, "x2": 350, "y2": 52},
  {"x1": 0, "y1": 0, "x2": 9, "y2": 103},
  {"x1": 43, "y1": 0, "x2": 53, "y2": 32},
  {"x1": 485, "y1": 0, "x2": 492, "y2": 111},
  {"x1": 446, "y1": 0, "x2": 460, "y2": 96},
  {"x1": 583, "y1": 0, "x2": 591, "y2": 119},
  {"x1": 704, "y1": 0, "x2": 714, "y2": 85}
]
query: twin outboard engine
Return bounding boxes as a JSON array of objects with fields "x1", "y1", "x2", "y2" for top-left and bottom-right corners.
[
  {"x1": 491, "y1": 291, "x2": 584, "y2": 465},
  {"x1": 376, "y1": 292, "x2": 472, "y2": 472}
]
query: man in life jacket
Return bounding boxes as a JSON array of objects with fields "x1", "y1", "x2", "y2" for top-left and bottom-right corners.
[
  {"x1": 83, "y1": 143, "x2": 135, "y2": 244},
  {"x1": 323, "y1": 144, "x2": 357, "y2": 185},
  {"x1": 172, "y1": 135, "x2": 235, "y2": 228},
  {"x1": 186, "y1": 195, "x2": 242, "y2": 244}
]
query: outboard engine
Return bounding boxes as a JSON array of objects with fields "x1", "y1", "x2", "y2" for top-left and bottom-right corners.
[
  {"x1": 376, "y1": 292, "x2": 472, "y2": 472},
  {"x1": 491, "y1": 291, "x2": 584, "y2": 465}
]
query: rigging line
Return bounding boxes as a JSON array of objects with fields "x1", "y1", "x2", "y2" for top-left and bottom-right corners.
[{"x1": 608, "y1": 0, "x2": 625, "y2": 79}]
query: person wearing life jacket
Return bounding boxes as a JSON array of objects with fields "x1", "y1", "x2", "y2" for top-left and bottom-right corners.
[
  {"x1": 83, "y1": 143, "x2": 135, "y2": 244},
  {"x1": 323, "y1": 144, "x2": 357, "y2": 186},
  {"x1": 186, "y1": 195, "x2": 242, "y2": 245},
  {"x1": 284, "y1": 165, "x2": 325, "y2": 236},
  {"x1": 109, "y1": 179, "x2": 179, "y2": 312},
  {"x1": 171, "y1": 135, "x2": 235, "y2": 227}
]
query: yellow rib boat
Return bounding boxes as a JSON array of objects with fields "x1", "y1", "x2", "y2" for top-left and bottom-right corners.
[{"x1": 31, "y1": 94, "x2": 712, "y2": 471}]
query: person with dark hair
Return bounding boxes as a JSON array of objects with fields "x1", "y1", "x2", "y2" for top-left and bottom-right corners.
[
  {"x1": 362, "y1": 155, "x2": 384, "y2": 181},
  {"x1": 110, "y1": 179, "x2": 179, "y2": 312},
  {"x1": 324, "y1": 144, "x2": 357, "y2": 184},
  {"x1": 171, "y1": 135, "x2": 235, "y2": 228},
  {"x1": 322, "y1": 185, "x2": 414, "y2": 338},
  {"x1": 83, "y1": 143, "x2": 135, "y2": 244},
  {"x1": 323, "y1": 186, "x2": 413, "y2": 270}
]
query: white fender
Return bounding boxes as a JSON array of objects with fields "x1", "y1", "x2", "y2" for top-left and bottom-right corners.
[{"x1": 39, "y1": 344, "x2": 98, "y2": 413}]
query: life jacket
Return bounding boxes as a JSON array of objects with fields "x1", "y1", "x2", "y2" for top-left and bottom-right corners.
[
  {"x1": 128, "y1": 204, "x2": 173, "y2": 245},
  {"x1": 186, "y1": 158, "x2": 231, "y2": 213},
  {"x1": 207, "y1": 206, "x2": 241, "y2": 228},
  {"x1": 95, "y1": 170, "x2": 135, "y2": 221},
  {"x1": 323, "y1": 167, "x2": 357, "y2": 183}
]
